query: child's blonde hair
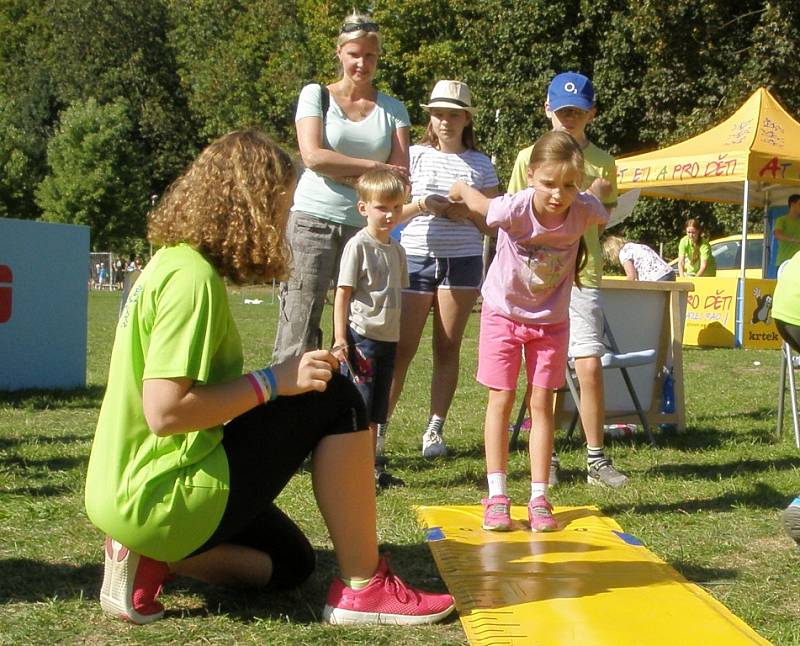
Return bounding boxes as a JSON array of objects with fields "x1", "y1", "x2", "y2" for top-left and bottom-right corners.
[
  {"x1": 356, "y1": 168, "x2": 407, "y2": 204},
  {"x1": 528, "y1": 130, "x2": 585, "y2": 177},
  {"x1": 603, "y1": 235, "x2": 626, "y2": 265},
  {"x1": 148, "y1": 129, "x2": 295, "y2": 285},
  {"x1": 528, "y1": 130, "x2": 589, "y2": 286},
  {"x1": 337, "y1": 12, "x2": 382, "y2": 51}
]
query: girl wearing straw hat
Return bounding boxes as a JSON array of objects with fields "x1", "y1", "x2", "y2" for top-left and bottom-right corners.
[{"x1": 387, "y1": 80, "x2": 499, "y2": 459}]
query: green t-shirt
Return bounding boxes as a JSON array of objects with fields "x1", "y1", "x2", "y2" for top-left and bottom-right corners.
[
  {"x1": 773, "y1": 251, "x2": 800, "y2": 326},
  {"x1": 507, "y1": 140, "x2": 618, "y2": 288},
  {"x1": 774, "y1": 214, "x2": 800, "y2": 266},
  {"x1": 85, "y1": 244, "x2": 242, "y2": 562},
  {"x1": 678, "y1": 236, "x2": 716, "y2": 276}
]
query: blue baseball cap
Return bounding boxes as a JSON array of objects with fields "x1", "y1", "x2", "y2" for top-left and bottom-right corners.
[{"x1": 547, "y1": 72, "x2": 595, "y2": 111}]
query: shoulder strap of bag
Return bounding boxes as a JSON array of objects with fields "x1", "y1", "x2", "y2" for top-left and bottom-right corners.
[{"x1": 319, "y1": 83, "x2": 330, "y2": 125}]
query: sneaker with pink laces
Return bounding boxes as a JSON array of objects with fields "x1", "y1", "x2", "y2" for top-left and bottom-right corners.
[
  {"x1": 322, "y1": 556, "x2": 455, "y2": 625},
  {"x1": 481, "y1": 495, "x2": 512, "y2": 531},
  {"x1": 100, "y1": 537, "x2": 170, "y2": 624},
  {"x1": 527, "y1": 496, "x2": 558, "y2": 532}
]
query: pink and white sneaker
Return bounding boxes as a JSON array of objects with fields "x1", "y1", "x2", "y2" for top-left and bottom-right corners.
[
  {"x1": 100, "y1": 537, "x2": 170, "y2": 624},
  {"x1": 322, "y1": 556, "x2": 455, "y2": 625},
  {"x1": 527, "y1": 496, "x2": 558, "y2": 532},
  {"x1": 481, "y1": 495, "x2": 512, "y2": 531}
]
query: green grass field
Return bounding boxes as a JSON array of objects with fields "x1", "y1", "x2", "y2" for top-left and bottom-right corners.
[{"x1": 2, "y1": 288, "x2": 800, "y2": 645}]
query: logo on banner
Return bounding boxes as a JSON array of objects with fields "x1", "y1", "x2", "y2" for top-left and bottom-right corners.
[{"x1": 0, "y1": 264, "x2": 12, "y2": 323}]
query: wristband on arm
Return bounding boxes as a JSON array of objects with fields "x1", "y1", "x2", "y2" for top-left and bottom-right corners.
[{"x1": 245, "y1": 367, "x2": 278, "y2": 404}]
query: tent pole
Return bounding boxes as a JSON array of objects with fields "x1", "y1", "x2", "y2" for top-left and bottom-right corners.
[
  {"x1": 738, "y1": 181, "x2": 750, "y2": 346},
  {"x1": 762, "y1": 190, "x2": 770, "y2": 277}
]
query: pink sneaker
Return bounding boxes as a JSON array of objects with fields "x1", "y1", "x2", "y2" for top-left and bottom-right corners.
[
  {"x1": 100, "y1": 537, "x2": 170, "y2": 624},
  {"x1": 527, "y1": 496, "x2": 558, "y2": 532},
  {"x1": 481, "y1": 495, "x2": 512, "y2": 531},
  {"x1": 322, "y1": 556, "x2": 455, "y2": 625}
]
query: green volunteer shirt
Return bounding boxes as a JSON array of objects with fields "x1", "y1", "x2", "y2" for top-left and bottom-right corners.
[
  {"x1": 774, "y1": 214, "x2": 800, "y2": 266},
  {"x1": 507, "y1": 140, "x2": 618, "y2": 288},
  {"x1": 678, "y1": 236, "x2": 716, "y2": 276},
  {"x1": 85, "y1": 244, "x2": 242, "y2": 562},
  {"x1": 773, "y1": 251, "x2": 800, "y2": 326}
]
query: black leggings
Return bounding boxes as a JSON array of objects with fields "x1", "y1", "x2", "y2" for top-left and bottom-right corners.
[
  {"x1": 192, "y1": 373, "x2": 368, "y2": 589},
  {"x1": 776, "y1": 319, "x2": 800, "y2": 354}
]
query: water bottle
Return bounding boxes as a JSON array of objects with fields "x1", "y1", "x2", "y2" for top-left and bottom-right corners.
[
  {"x1": 661, "y1": 368, "x2": 675, "y2": 414},
  {"x1": 604, "y1": 423, "x2": 636, "y2": 439}
]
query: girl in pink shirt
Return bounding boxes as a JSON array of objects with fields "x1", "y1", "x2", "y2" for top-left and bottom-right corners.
[{"x1": 449, "y1": 130, "x2": 608, "y2": 532}]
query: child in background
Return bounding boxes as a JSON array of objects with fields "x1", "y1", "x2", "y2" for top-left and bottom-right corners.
[
  {"x1": 449, "y1": 130, "x2": 608, "y2": 532},
  {"x1": 603, "y1": 235, "x2": 675, "y2": 281},
  {"x1": 390, "y1": 79, "x2": 499, "y2": 460},
  {"x1": 333, "y1": 170, "x2": 409, "y2": 489}
]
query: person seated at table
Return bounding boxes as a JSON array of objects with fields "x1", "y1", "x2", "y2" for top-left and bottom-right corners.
[
  {"x1": 677, "y1": 218, "x2": 716, "y2": 277},
  {"x1": 603, "y1": 235, "x2": 675, "y2": 281},
  {"x1": 774, "y1": 251, "x2": 800, "y2": 548}
]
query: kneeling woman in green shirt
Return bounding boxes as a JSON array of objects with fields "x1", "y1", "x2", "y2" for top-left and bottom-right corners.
[{"x1": 85, "y1": 129, "x2": 453, "y2": 627}]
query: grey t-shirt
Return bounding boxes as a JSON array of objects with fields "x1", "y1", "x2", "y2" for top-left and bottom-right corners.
[{"x1": 337, "y1": 228, "x2": 409, "y2": 342}]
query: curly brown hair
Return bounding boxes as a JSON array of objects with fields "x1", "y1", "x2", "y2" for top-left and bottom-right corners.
[{"x1": 148, "y1": 129, "x2": 295, "y2": 284}]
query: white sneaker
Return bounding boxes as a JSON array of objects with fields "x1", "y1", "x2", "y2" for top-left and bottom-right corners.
[{"x1": 421, "y1": 417, "x2": 447, "y2": 458}]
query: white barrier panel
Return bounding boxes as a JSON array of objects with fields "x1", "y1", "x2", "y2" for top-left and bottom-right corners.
[{"x1": 0, "y1": 218, "x2": 89, "y2": 390}]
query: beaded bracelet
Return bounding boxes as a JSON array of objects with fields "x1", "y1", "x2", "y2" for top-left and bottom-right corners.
[{"x1": 416, "y1": 196, "x2": 426, "y2": 213}]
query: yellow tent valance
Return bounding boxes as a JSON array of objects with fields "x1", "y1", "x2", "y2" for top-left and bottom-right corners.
[{"x1": 617, "y1": 88, "x2": 800, "y2": 206}]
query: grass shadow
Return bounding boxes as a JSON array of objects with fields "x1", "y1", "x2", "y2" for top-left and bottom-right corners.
[
  {"x1": 645, "y1": 456, "x2": 800, "y2": 480},
  {"x1": 602, "y1": 481, "x2": 787, "y2": 515},
  {"x1": 0, "y1": 434, "x2": 92, "y2": 450},
  {"x1": 669, "y1": 561, "x2": 739, "y2": 584},
  {"x1": 0, "y1": 455, "x2": 87, "y2": 471},
  {"x1": 1, "y1": 484, "x2": 73, "y2": 496},
  {"x1": 0, "y1": 385, "x2": 105, "y2": 410},
  {"x1": 0, "y1": 559, "x2": 99, "y2": 603}
]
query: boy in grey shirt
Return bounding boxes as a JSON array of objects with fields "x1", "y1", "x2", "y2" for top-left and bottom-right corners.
[{"x1": 333, "y1": 169, "x2": 409, "y2": 489}]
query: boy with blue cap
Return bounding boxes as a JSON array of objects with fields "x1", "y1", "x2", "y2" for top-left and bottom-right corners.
[{"x1": 507, "y1": 71, "x2": 628, "y2": 489}]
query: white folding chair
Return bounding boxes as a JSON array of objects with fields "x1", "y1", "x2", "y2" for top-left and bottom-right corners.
[{"x1": 562, "y1": 315, "x2": 658, "y2": 448}]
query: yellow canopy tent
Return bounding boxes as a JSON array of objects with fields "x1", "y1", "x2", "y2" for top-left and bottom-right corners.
[
  {"x1": 616, "y1": 87, "x2": 800, "y2": 344},
  {"x1": 617, "y1": 87, "x2": 800, "y2": 209}
]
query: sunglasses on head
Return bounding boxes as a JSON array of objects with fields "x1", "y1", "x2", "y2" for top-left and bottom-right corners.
[{"x1": 340, "y1": 21, "x2": 379, "y2": 34}]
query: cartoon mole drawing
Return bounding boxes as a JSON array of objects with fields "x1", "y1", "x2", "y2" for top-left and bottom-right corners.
[{"x1": 751, "y1": 287, "x2": 773, "y2": 324}]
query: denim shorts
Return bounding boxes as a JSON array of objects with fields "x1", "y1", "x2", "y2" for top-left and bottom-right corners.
[
  {"x1": 341, "y1": 327, "x2": 397, "y2": 424},
  {"x1": 406, "y1": 255, "x2": 483, "y2": 293}
]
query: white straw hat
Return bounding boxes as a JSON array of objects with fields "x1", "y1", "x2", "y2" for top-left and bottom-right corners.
[{"x1": 420, "y1": 80, "x2": 476, "y2": 114}]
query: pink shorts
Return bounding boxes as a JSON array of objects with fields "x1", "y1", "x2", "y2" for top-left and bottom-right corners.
[{"x1": 477, "y1": 307, "x2": 569, "y2": 391}]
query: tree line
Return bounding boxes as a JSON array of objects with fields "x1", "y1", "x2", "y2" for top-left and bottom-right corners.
[{"x1": 2, "y1": 0, "x2": 798, "y2": 255}]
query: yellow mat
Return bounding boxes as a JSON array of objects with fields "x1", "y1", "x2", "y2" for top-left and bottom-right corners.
[{"x1": 416, "y1": 505, "x2": 770, "y2": 645}]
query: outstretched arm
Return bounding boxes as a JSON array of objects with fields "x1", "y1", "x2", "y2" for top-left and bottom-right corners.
[
  {"x1": 449, "y1": 180, "x2": 492, "y2": 217},
  {"x1": 142, "y1": 351, "x2": 339, "y2": 436}
]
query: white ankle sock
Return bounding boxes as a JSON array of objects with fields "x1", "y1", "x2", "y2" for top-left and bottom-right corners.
[
  {"x1": 487, "y1": 471, "x2": 507, "y2": 498},
  {"x1": 531, "y1": 481, "x2": 548, "y2": 500}
]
